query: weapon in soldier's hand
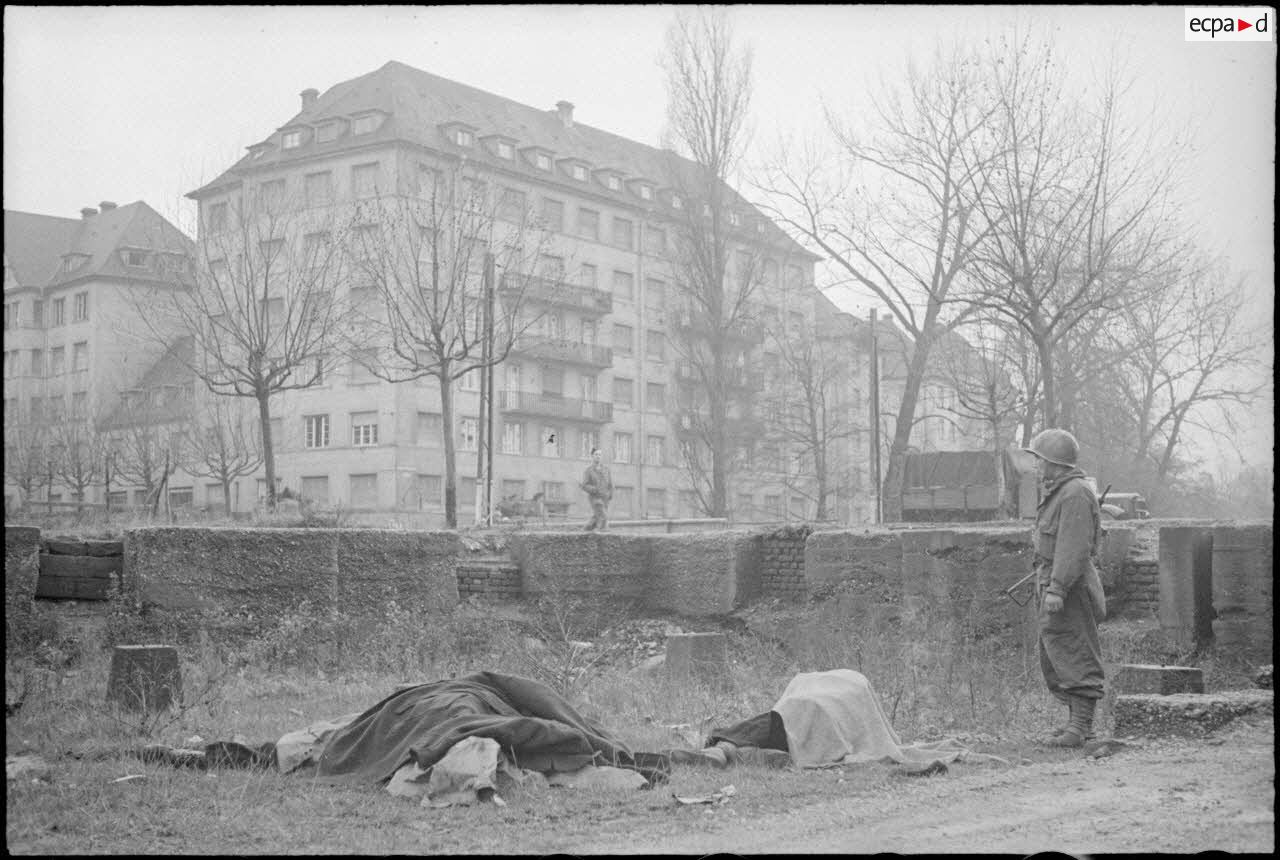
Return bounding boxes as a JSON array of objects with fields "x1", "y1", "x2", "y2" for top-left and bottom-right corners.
[
  {"x1": 1001, "y1": 571, "x2": 1037, "y2": 606},
  {"x1": 1099, "y1": 483, "x2": 1111, "y2": 506}
]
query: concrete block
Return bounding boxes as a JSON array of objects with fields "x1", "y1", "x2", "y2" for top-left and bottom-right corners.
[
  {"x1": 1158, "y1": 526, "x2": 1214, "y2": 650},
  {"x1": 1113, "y1": 689, "x2": 1273, "y2": 737},
  {"x1": 107, "y1": 645, "x2": 182, "y2": 711},
  {"x1": 1111, "y1": 663, "x2": 1205, "y2": 695},
  {"x1": 803, "y1": 530, "x2": 901, "y2": 601},
  {"x1": 509, "y1": 532, "x2": 652, "y2": 600},
  {"x1": 1212, "y1": 524, "x2": 1273, "y2": 614},
  {"x1": 665, "y1": 632, "x2": 728, "y2": 685},
  {"x1": 648, "y1": 531, "x2": 760, "y2": 614},
  {"x1": 5, "y1": 526, "x2": 41, "y2": 634},
  {"x1": 123, "y1": 527, "x2": 459, "y2": 613}
]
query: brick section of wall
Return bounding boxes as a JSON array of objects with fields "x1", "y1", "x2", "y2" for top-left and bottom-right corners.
[
  {"x1": 5, "y1": 526, "x2": 42, "y2": 636},
  {"x1": 123, "y1": 528, "x2": 460, "y2": 613},
  {"x1": 759, "y1": 526, "x2": 809, "y2": 601},
  {"x1": 455, "y1": 559, "x2": 522, "y2": 598}
]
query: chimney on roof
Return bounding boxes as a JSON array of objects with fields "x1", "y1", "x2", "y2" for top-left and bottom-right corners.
[
  {"x1": 80, "y1": 207, "x2": 98, "y2": 220},
  {"x1": 555, "y1": 100, "x2": 575, "y2": 129},
  {"x1": 301, "y1": 88, "x2": 319, "y2": 110},
  {"x1": 99, "y1": 201, "x2": 117, "y2": 212}
]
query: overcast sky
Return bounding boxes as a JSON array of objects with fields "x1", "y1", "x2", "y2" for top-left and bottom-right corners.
[{"x1": 5, "y1": 5, "x2": 1274, "y2": 473}]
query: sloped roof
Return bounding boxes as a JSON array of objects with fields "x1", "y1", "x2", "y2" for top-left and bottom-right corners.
[
  {"x1": 190, "y1": 60, "x2": 817, "y2": 259},
  {"x1": 3, "y1": 203, "x2": 194, "y2": 292},
  {"x1": 3, "y1": 210, "x2": 81, "y2": 288},
  {"x1": 102, "y1": 336, "x2": 196, "y2": 428}
]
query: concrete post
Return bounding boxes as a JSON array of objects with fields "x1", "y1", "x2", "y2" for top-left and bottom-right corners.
[{"x1": 1157, "y1": 526, "x2": 1214, "y2": 650}]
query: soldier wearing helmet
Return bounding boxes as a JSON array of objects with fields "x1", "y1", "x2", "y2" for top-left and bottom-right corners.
[{"x1": 1024, "y1": 427, "x2": 1106, "y2": 747}]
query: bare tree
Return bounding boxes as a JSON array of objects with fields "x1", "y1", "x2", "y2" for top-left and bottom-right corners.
[
  {"x1": 661, "y1": 6, "x2": 763, "y2": 517},
  {"x1": 931, "y1": 316, "x2": 1025, "y2": 452},
  {"x1": 107, "y1": 390, "x2": 189, "y2": 516},
  {"x1": 966, "y1": 36, "x2": 1185, "y2": 431},
  {"x1": 50, "y1": 411, "x2": 109, "y2": 511},
  {"x1": 184, "y1": 395, "x2": 263, "y2": 514},
  {"x1": 1087, "y1": 259, "x2": 1266, "y2": 499},
  {"x1": 141, "y1": 190, "x2": 351, "y2": 508},
  {"x1": 758, "y1": 312, "x2": 858, "y2": 522},
  {"x1": 759, "y1": 42, "x2": 1001, "y2": 521},
  {"x1": 3, "y1": 411, "x2": 52, "y2": 510},
  {"x1": 343, "y1": 164, "x2": 555, "y2": 528}
]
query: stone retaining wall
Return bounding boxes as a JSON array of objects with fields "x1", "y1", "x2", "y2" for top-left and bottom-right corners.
[
  {"x1": 5, "y1": 526, "x2": 41, "y2": 639},
  {"x1": 123, "y1": 527, "x2": 460, "y2": 613},
  {"x1": 508, "y1": 530, "x2": 761, "y2": 615}
]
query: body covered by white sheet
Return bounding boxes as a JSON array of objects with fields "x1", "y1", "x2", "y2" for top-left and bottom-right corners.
[{"x1": 772, "y1": 669, "x2": 1002, "y2": 768}]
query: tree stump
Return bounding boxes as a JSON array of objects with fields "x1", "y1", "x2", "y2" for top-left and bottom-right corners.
[
  {"x1": 664, "y1": 632, "x2": 729, "y2": 687},
  {"x1": 107, "y1": 645, "x2": 182, "y2": 712}
]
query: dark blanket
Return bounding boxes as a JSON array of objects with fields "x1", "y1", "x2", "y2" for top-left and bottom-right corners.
[
  {"x1": 707, "y1": 709, "x2": 790, "y2": 752},
  {"x1": 312, "y1": 671, "x2": 667, "y2": 785}
]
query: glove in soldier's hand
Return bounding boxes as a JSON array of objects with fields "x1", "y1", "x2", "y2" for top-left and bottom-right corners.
[{"x1": 1044, "y1": 593, "x2": 1064, "y2": 614}]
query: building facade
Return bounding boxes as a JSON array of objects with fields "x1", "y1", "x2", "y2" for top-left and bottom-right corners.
[
  {"x1": 3, "y1": 203, "x2": 194, "y2": 509},
  {"x1": 183, "y1": 61, "x2": 824, "y2": 523}
]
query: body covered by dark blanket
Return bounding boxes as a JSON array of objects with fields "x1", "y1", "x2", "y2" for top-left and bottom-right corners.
[
  {"x1": 707, "y1": 709, "x2": 789, "y2": 752},
  {"x1": 313, "y1": 671, "x2": 665, "y2": 785}
]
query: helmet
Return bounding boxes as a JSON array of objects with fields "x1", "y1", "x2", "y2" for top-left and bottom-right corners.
[{"x1": 1024, "y1": 428, "x2": 1079, "y2": 467}]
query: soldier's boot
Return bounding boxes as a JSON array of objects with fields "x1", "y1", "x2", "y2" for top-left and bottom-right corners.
[{"x1": 1045, "y1": 695, "x2": 1096, "y2": 748}]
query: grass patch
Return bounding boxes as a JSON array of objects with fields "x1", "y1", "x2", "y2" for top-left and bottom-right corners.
[{"x1": 5, "y1": 592, "x2": 1264, "y2": 855}]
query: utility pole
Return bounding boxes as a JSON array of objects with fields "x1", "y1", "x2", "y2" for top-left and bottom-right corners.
[
  {"x1": 869, "y1": 309, "x2": 881, "y2": 525},
  {"x1": 476, "y1": 252, "x2": 495, "y2": 527},
  {"x1": 484, "y1": 253, "x2": 496, "y2": 527}
]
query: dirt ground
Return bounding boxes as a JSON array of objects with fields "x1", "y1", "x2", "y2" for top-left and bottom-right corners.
[{"x1": 570, "y1": 717, "x2": 1275, "y2": 855}]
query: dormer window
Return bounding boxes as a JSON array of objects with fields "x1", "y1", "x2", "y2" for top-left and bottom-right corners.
[
  {"x1": 282, "y1": 130, "x2": 303, "y2": 150},
  {"x1": 536, "y1": 152, "x2": 552, "y2": 171},
  {"x1": 249, "y1": 144, "x2": 270, "y2": 160},
  {"x1": 496, "y1": 140, "x2": 514, "y2": 159},
  {"x1": 571, "y1": 164, "x2": 587, "y2": 181},
  {"x1": 638, "y1": 185, "x2": 653, "y2": 201},
  {"x1": 316, "y1": 122, "x2": 341, "y2": 143},
  {"x1": 62, "y1": 253, "x2": 91, "y2": 273},
  {"x1": 123, "y1": 249, "x2": 149, "y2": 268},
  {"x1": 671, "y1": 194, "x2": 683, "y2": 210},
  {"x1": 605, "y1": 175, "x2": 621, "y2": 191},
  {"x1": 455, "y1": 129, "x2": 474, "y2": 147},
  {"x1": 353, "y1": 114, "x2": 379, "y2": 136},
  {"x1": 728, "y1": 211, "x2": 741, "y2": 227}
]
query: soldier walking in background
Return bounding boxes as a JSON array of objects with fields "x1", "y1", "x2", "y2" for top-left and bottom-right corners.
[
  {"x1": 580, "y1": 447, "x2": 613, "y2": 531},
  {"x1": 1024, "y1": 428, "x2": 1107, "y2": 747}
]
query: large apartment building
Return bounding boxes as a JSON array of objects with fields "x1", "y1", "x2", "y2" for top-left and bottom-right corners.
[
  {"x1": 3, "y1": 203, "x2": 195, "y2": 508},
  {"x1": 183, "y1": 61, "x2": 825, "y2": 522}
]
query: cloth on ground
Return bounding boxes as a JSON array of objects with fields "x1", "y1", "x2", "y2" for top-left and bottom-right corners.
[
  {"x1": 710, "y1": 669, "x2": 1007, "y2": 769},
  {"x1": 303, "y1": 671, "x2": 668, "y2": 786},
  {"x1": 708, "y1": 709, "x2": 789, "y2": 751},
  {"x1": 276, "y1": 711, "x2": 363, "y2": 774}
]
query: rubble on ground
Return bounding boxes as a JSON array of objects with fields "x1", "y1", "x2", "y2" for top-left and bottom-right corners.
[{"x1": 1113, "y1": 689, "x2": 1274, "y2": 737}]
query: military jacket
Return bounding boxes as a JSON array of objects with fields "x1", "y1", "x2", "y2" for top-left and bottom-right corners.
[{"x1": 1034, "y1": 468, "x2": 1106, "y2": 614}]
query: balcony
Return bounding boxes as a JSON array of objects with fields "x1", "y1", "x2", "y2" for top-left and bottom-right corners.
[
  {"x1": 498, "y1": 390, "x2": 613, "y2": 423},
  {"x1": 670, "y1": 307, "x2": 766, "y2": 345},
  {"x1": 512, "y1": 335, "x2": 613, "y2": 369},
  {"x1": 500, "y1": 274, "x2": 612, "y2": 317}
]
